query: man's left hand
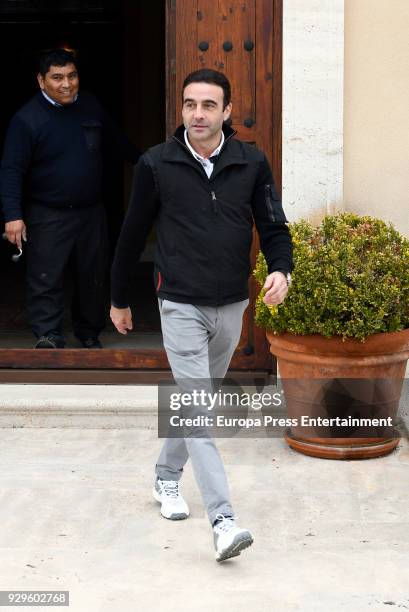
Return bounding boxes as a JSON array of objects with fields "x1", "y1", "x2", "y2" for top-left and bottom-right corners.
[{"x1": 263, "y1": 271, "x2": 289, "y2": 305}]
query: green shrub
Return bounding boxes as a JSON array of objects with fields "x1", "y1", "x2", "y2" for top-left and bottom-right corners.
[{"x1": 253, "y1": 213, "x2": 409, "y2": 341}]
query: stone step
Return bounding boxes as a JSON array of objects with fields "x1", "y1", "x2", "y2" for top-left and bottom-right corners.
[
  {"x1": 1, "y1": 384, "x2": 408, "y2": 435},
  {"x1": 0, "y1": 385, "x2": 157, "y2": 428}
]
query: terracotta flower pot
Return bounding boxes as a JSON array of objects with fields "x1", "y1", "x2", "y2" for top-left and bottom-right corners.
[{"x1": 266, "y1": 329, "x2": 409, "y2": 459}]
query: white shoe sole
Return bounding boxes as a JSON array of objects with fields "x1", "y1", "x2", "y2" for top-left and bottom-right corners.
[
  {"x1": 152, "y1": 488, "x2": 189, "y2": 520},
  {"x1": 216, "y1": 531, "x2": 254, "y2": 562}
]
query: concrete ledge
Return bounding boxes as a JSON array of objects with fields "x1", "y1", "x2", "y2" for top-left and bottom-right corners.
[
  {"x1": 1, "y1": 383, "x2": 408, "y2": 433},
  {"x1": 0, "y1": 385, "x2": 158, "y2": 428},
  {"x1": 0, "y1": 384, "x2": 157, "y2": 409}
]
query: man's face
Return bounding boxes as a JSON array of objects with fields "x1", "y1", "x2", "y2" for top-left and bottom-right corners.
[
  {"x1": 37, "y1": 62, "x2": 79, "y2": 105},
  {"x1": 182, "y1": 82, "x2": 232, "y2": 144}
]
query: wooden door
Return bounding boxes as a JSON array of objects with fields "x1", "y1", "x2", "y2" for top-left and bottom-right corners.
[{"x1": 166, "y1": 0, "x2": 282, "y2": 370}]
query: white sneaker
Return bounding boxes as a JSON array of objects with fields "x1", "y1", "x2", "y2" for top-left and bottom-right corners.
[
  {"x1": 153, "y1": 478, "x2": 190, "y2": 520},
  {"x1": 213, "y1": 514, "x2": 253, "y2": 562}
]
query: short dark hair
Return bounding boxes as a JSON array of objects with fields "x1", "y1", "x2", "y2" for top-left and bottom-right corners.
[
  {"x1": 38, "y1": 48, "x2": 78, "y2": 76},
  {"x1": 182, "y1": 69, "x2": 231, "y2": 109}
]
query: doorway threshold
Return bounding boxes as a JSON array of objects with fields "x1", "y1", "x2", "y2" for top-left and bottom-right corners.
[
  {"x1": 0, "y1": 331, "x2": 163, "y2": 350},
  {"x1": 0, "y1": 331, "x2": 170, "y2": 377}
]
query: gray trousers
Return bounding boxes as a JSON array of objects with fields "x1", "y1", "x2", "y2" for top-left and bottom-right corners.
[{"x1": 155, "y1": 298, "x2": 249, "y2": 525}]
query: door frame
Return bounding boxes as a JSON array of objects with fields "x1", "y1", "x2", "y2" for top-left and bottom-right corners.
[{"x1": 0, "y1": 0, "x2": 282, "y2": 381}]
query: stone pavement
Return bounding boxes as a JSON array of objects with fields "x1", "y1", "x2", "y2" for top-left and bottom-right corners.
[{"x1": 0, "y1": 405, "x2": 408, "y2": 612}]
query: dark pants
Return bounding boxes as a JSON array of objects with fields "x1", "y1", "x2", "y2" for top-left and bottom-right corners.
[{"x1": 25, "y1": 203, "x2": 108, "y2": 340}]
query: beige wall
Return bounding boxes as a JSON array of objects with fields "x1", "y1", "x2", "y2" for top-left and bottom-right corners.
[{"x1": 344, "y1": 0, "x2": 409, "y2": 236}]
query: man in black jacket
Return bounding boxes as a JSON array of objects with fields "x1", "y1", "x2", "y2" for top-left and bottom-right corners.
[
  {"x1": 110, "y1": 69, "x2": 292, "y2": 561},
  {"x1": 0, "y1": 48, "x2": 139, "y2": 348}
]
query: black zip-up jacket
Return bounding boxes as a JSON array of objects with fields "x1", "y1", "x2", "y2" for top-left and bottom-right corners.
[{"x1": 111, "y1": 124, "x2": 292, "y2": 308}]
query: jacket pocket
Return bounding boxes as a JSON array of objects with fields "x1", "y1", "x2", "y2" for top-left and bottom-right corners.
[
  {"x1": 264, "y1": 184, "x2": 288, "y2": 223},
  {"x1": 81, "y1": 120, "x2": 102, "y2": 152}
]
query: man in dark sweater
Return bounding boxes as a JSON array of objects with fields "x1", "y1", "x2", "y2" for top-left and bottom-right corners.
[
  {"x1": 110, "y1": 69, "x2": 293, "y2": 561},
  {"x1": 0, "y1": 48, "x2": 139, "y2": 348}
]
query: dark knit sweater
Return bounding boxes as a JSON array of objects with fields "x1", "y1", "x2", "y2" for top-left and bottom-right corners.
[{"x1": 0, "y1": 91, "x2": 139, "y2": 222}]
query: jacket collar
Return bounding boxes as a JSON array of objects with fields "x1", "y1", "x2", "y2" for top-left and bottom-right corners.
[{"x1": 162, "y1": 123, "x2": 248, "y2": 179}]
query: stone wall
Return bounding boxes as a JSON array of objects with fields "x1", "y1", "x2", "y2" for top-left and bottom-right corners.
[{"x1": 282, "y1": 0, "x2": 344, "y2": 224}]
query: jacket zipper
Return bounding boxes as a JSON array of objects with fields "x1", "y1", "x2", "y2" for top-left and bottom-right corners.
[
  {"x1": 211, "y1": 190, "x2": 218, "y2": 214},
  {"x1": 210, "y1": 191, "x2": 220, "y2": 301},
  {"x1": 264, "y1": 184, "x2": 276, "y2": 222},
  {"x1": 172, "y1": 130, "x2": 237, "y2": 216}
]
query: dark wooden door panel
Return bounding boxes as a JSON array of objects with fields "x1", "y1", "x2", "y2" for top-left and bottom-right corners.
[
  {"x1": 0, "y1": 348, "x2": 169, "y2": 369},
  {"x1": 195, "y1": 0, "x2": 256, "y2": 126},
  {"x1": 0, "y1": 344, "x2": 271, "y2": 370}
]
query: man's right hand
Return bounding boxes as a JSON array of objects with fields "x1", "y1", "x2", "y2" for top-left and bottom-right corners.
[
  {"x1": 5, "y1": 219, "x2": 27, "y2": 249},
  {"x1": 110, "y1": 305, "x2": 133, "y2": 335}
]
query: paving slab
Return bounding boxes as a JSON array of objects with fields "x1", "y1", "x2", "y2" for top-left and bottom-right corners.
[{"x1": 0, "y1": 426, "x2": 408, "y2": 611}]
